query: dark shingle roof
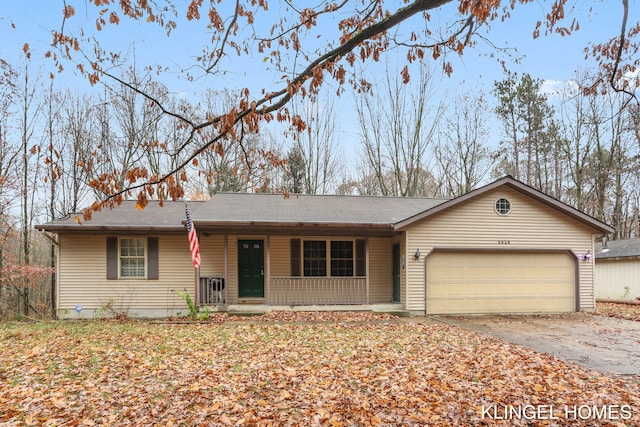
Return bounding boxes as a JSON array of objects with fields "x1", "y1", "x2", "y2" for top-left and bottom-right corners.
[
  {"x1": 35, "y1": 176, "x2": 614, "y2": 235},
  {"x1": 35, "y1": 194, "x2": 449, "y2": 232},
  {"x1": 596, "y1": 238, "x2": 640, "y2": 259},
  {"x1": 35, "y1": 201, "x2": 205, "y2": 232},
  {"x1": 194, "y1": 193, "x2": 448, "y2": 225}
]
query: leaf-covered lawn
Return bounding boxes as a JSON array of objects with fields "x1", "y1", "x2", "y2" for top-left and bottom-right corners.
[
  {"x1": 596, "y1": 302, "x2": 640, "y2": 322},
  {"x1": 1, "y1": 315, "x2": 638, "y2": 426}
]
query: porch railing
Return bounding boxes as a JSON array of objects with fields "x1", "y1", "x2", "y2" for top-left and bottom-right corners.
[
  {"x1": 269, "y1": 276, "x2": 366, "y2": 305},
  {"x1": 199, "y1": 276, "x2": 226, "y2": 305}
]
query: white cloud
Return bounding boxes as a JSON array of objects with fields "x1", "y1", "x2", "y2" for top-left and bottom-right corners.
[
  {"x1": 539, "y1": 79, "x2": 579, "y2": 100},
  {"x1": 620, "y1": 69, "x2": 640, "y2": 90}
]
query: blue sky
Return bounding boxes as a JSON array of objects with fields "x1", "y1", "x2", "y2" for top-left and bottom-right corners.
[
  {"x1": 0, "y1": 1, "x2": 629, "y2": 151},
  {"x1": 1, "y1": 2, "x2": 623, "y2": 86}
]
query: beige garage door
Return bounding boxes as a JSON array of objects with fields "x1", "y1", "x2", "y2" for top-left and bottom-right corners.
[{"x1": 426, "y1": 251, "x2": 576, "y2": 314}]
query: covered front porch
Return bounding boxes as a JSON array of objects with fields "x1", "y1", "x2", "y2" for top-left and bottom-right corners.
[{"x1": 195, "y1": 232, "x2": 402, "y2": 308}]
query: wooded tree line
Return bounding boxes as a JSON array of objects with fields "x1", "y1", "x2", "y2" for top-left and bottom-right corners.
[{"x1": 1, "y1": 56, "x2": 638, "y2": 317}]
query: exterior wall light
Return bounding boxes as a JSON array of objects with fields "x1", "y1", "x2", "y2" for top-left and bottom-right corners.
[
  {"x1": 414, "y1": 248, "x2": 421, "y2": 260},
  {"x1": 582, "y1": 250, "x2": 593, "y2": 262}
]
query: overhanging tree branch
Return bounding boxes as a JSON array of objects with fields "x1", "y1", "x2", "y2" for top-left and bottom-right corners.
[
  {"x1": 609, "y1": 0, "x2": 637, "y2": 101},
  {"x1": 93, "y1": 0, "x2": 456, "y2": 203}
]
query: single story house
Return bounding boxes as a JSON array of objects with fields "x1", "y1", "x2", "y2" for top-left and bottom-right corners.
[
  {"x1": 595, "y1": 237, "x2": 640, "y2": 301},
  {"x1": 36, "y1": 176, "x2": 613, "y2": 319}
]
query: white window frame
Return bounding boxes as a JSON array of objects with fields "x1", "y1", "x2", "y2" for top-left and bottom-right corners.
[
  {"x1": 119, "y1": 237, "x2": 147, "y2": 279},
  {"x1": 494, "y1": 198, "x2": 512, "y2": 216}
]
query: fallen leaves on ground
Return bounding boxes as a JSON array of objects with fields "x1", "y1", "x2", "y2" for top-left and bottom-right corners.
[
  {"x1": 1, "y1": 317, "x2": 638, "y2": 426},
  {"x1": 595, "y1": 302, "x2": 640, "y2": 322},
  {"x1": 169, "y1": 310, "x2": 397, "y2": 324}
]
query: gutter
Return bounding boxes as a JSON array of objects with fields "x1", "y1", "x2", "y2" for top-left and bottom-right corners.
[
  {"x1": 34, "y1": 225, "x2": 186, "y2": 233},
  {"x1": 190, "y1": 220, "x2": 396, "y2": 229}
]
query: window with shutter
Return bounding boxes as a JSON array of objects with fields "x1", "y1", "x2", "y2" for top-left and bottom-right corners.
[
  {"x1": 290, "y1": 239, "x2": 301, "y2": 276},
  {"x1": 355, "y1": 239, "x2": 366, "y2": 277},
  {"x1": 107, "y1": 236, "x2": 156, "y2": 279},
  {"x1": 107, "y1": 237, "x2": 118, "y2": 280},
  {"x1": 147, "y1": 237, "x2": 159, "y2": 279}
]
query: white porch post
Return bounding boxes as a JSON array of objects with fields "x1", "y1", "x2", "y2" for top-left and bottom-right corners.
[{"x1": 365, "y1": 237, "x2": 370, "y2": 305}]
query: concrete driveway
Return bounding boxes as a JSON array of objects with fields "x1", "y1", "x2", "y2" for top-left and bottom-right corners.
[{"x1": 432, "y1": 313, "x2": 640, "y2": 379}]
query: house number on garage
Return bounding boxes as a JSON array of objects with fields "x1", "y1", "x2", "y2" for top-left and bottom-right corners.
[{"x1": 498, "y1": 240, "x2": 511, "y2": 245}]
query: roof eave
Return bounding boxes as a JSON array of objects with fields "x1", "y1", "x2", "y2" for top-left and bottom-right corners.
[{"x1": 193, "y1": 220, "x2": 395, "y2": 229}]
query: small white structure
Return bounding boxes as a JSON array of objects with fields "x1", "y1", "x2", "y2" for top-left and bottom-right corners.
[{"x1": 595, "y1": 238, "x2": 640, "y2": 301}]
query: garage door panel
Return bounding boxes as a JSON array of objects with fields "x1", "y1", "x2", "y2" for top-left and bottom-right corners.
[{"x1": 427, "y1": 251, "x2": 575, "y2": 314}]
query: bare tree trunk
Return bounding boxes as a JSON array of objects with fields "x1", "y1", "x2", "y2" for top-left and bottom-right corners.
[
  {"x1": 354, "y1": 63, "x2": 440, "y2": 197},
  {"x1": 20, "y1": 68, "x2": 31, "y2": 316},
  {"x1": 434, "y1": 92, "x2": 492, "y2": 197},
  {"x1": 290, "y1": 91, "x2": 341, "y2": 194}
]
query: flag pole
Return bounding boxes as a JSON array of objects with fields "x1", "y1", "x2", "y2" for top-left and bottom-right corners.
[
  {"x1": 184, "y1": 198, "x2": 202, "y2": 307},
  {"x1": 195, "y1": 261, "x2": 201, "y2": 308}
]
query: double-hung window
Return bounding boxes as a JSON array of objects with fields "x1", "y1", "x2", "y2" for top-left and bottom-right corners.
[
  {"x1": 120, "y1": 238, "x2": 146, "y2": 278},
  {"x1": 330, "y1": 241, "x2": 353, "y2": 277},
  {"x1": 303, "y1": 240, "x2": 326, "y2": 277},
  {"x1": 107, "y1": 236, "x2": 158, "y2": 280}
]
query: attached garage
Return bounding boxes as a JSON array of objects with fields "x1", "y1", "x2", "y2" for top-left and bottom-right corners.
[{"x1": 426, "y1": 250, "x2": 577, "y2": 314}]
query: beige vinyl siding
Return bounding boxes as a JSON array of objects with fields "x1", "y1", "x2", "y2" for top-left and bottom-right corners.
[
  {"x1": 227, "y1": 238, "x2": 239, "y2": 303},
  {"x1": 267, "y1": 236, "x2": 291, "y2": 303},
  {"x1": 199, "y1": 235, "x2": 225, "y2": 277},
  {"x1": 58, "y1": 234, "x2": 194, "y2": 317},
  {"x1": 402, "y1": 187, "x2": 597, "y2": 312},
  {"x1": 269, "y1": 236, "x2": 290, "y2": 276},
  {"x1": 594, "y1": 258, "x2": 640, "y2": 300},
  {"x1": 368, "y1": 237, "x2": 393, "y2": 303}
]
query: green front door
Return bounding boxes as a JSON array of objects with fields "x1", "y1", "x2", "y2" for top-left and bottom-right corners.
[
  {"x1": 392, "y1": 244, "x2": 401, "y2": 302},
  {"x1": 238, "y1": 240, "x2": 265, "y2": 298}
]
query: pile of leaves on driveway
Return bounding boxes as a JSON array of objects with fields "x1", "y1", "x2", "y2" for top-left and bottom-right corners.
[
  {"x1": 1, "y1": 318, "x2": 638, "y2": 426},
  {"x1": 595, "y1": 302, "x2": 640, "y2": 322}
]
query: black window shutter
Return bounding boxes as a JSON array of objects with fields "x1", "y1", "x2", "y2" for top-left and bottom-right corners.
[
  {"x1": 290, "y1": 239, "x2": 301, "y2": 276},
  {"x1": 106, "y1": 237, "x2": 118, "y2": 280},
  {"x1": 355, "y1": 239, "x2": 366, "y2": 277},
  {"x1": 147, "y1": 237, "x2": 159, "y2": 280}
]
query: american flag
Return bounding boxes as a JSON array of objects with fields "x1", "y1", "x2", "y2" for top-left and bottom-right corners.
[{"x1": 185, "y1": 204, "x2": 201, "y2": 269}]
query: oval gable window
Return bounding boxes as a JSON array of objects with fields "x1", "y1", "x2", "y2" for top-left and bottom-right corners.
[{"x1": 495, "y1": 198, "x2": 511, "y2": 215}]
